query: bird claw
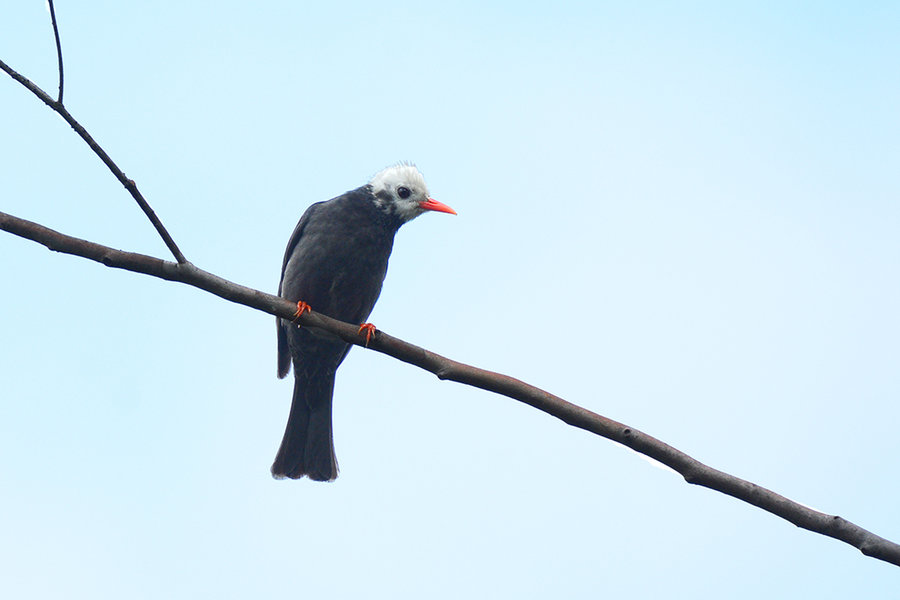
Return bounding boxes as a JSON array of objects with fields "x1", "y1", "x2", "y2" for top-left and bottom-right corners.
[
  {"x1": 358, "y1": 323, "x2": 377, "y2": 347},
  {"x1": 292, "y1": 300, "x2": 312, "y2": 322}
]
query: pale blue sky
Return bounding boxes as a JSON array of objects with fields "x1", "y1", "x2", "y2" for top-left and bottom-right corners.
[{"x1": 2, "y1": 2, "x2": 899, "y2": 598}]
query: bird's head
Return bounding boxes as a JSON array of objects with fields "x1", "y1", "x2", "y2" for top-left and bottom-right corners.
[{"x1": 369, "y1": 164, "x2": 456, "y2": 223}]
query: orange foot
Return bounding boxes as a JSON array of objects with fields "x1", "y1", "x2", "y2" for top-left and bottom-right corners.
[
  {"x1": 292, "y1": 300, "x2": 312, "y2": 322},
  {"x1": 358, "y1": 323, "x2": 377, "y2": 347}
]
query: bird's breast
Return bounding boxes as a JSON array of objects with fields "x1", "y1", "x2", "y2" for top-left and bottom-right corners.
[{"x1": 281, "y1": 210, "x2": 396, "y2": 325}]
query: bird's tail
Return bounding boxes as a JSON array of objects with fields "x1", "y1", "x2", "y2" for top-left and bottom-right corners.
[{"x1": 271, "y1": 370, "x2": 338, "y2": 481}]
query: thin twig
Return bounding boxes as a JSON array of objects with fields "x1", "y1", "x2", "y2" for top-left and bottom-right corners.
[
  {"x1": 48, "y1": 0, "x2": 64, "y2": 103},
  {"x1": 0, "y1": 57, "x2": 187, "y2": 264},
  {"x1": 1, "y1": 208, "x2": 899, "y2": 568}
]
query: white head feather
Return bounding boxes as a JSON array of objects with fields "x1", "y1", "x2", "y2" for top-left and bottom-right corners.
[{"x1": 369, "y1": 164, "x2": 433, "y2": 222}]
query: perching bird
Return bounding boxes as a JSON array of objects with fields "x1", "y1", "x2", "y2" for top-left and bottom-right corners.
[{"x1": 273, "y1": 164, "x2": 456, "y2": 481}]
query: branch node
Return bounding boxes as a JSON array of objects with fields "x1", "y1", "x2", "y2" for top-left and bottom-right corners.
[{"x1": 682, "y1": 468, "x2": 703, "y2": 485}]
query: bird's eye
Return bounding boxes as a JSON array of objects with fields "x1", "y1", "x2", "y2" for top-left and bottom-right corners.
[{"x1": 397, "y1": 186, "x2": 411, "y2": 199}]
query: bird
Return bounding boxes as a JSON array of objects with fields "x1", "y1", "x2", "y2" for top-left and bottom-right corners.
[{"x1": 272, "y1": 164, "x2": 456, "y2": 481}]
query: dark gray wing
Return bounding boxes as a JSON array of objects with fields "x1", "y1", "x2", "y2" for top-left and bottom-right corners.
[{"x1": 276, "y1": 202, "x2": 324, "y2": 379}]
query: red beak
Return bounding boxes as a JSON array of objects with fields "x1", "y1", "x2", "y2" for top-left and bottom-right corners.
[{"x1": 418, "y1": 197, "x2": 457, "y2": 215}]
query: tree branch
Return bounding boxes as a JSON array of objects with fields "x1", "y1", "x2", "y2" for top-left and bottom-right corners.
[
  {"x1": 48, "y1": 0, "x2": 64, "y2": 103},
  {"x1": 0, "y1": 58, "x2": 187, "y2": 264},
  {"x1": 1, "y1": 208, "x2": 898, "y2": 568}
]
